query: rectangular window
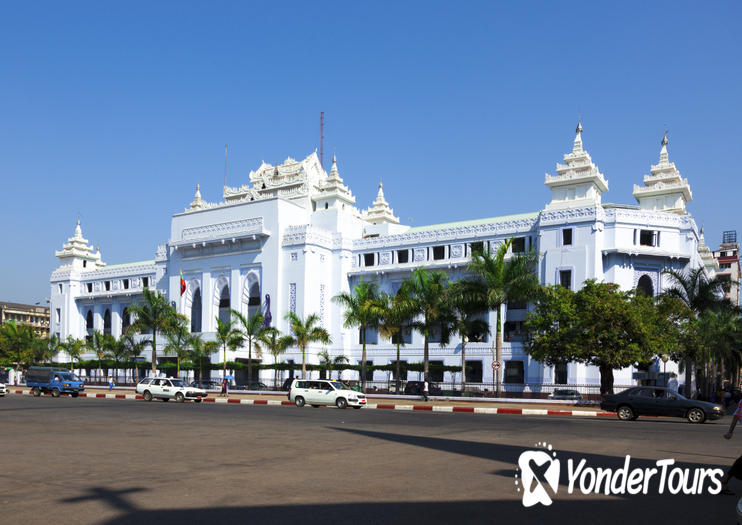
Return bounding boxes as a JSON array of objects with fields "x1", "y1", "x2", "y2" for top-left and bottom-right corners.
[
  {"x1": 508, "y1": 300, "x2": 527, "y2": 310},
  {"x1": 466, "y1": 360, "x2": 483, "y2": 383},
  {"x1": 105, "y1": 281, "x2": 111, "y2": 291},
  {"x1": 504, "y1": 361, "x2": 525, "y2": 384},
  {"x1": 430, "y1": 360, "x2": 444, "y2": 382},
  {"x1": 639, "y1": 230, "x2": 656, "y2": 247},
  {"x1": 55, "y1": 308, "x2": 61, "y2": 323},
  {"x1": 432, "y1": 246, "x2": 446, "y2": 260},
  {"x1": 363, "y1": 360, "x2": 374, "y2": 381},
  {"x1": 142, "y1": 277, "x2": 149, "y2": 288},
  {"x1": 470, "y1": 241, "x2": 484, "y2": 256},
  {"x1": 358, "y1": 328, "x2": 378, "y2": 345},
  {"x1": 86, "y1": 283, "x2": 93, "y2": 293},
  {"x1": 428, "y1": 324, "x2": 442, "y2": 343},
  {"x1": 123, "y1": 279, "x2": 129, "y2": 290},
  {"x1": 555, "y1": 363, "x2": 568, "y2": 385},
  {"x1": 396, "y1": 250, "x2": 409, "y2": 264},
  {"x1": 58, "y1": 284, "x2": 63, "y2": 294},
  {"x1": 390, "y1": 360, "x2": 407, "y2": 381},
  {"x1": 363, "y1": 253, "x2": 375, "y2": 267},
  {"x1": 511, "y1": 237, "x2": 526, "y2": 253},
  {"x1": 83, "y1": 260, "x2": 87, "y2": 268},
  {"x1": 562, "y1": 228, "x2": 573, "y2": 246},
  {"x1": 559, "y1": 270, "x2": 572, "y2": 289}
]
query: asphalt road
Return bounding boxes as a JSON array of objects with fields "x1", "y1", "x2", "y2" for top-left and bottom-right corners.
[{"x1": 1, "y1": 395, "x2": 740, "y2": 524}]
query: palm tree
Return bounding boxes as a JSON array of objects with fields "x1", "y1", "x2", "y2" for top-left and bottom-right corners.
[
  {"x1": 0, "y1": 321, "x2": 35, "y2": 371},
  {"x1": 376, "y1": 289, "x2": 415, "y2": 393},
  {"x1": 402, "y1": 268, "x2": 454, "y2": 384},
  {"x1": 446, "y1": 280, "x2": 489, "y2": 395},
  {"x1": 119, "y1": 333, "x2": 146, "y2": 383},
  {"x1": 86, "y1": 330, "x2": 114, "y2": 382},
  {"x1": 231, "y1": 309, "x2": 267, "y2": 386},
  {"x1": 187, "y1": 333, "x2": 218, "y2": 383},
  {"x1": 284, "y1": 312, "x2": 331, "y2": 380},
  {"x1": 107, "y1": 335, "x2": 131, "y2": 383},
  {"x1": 163, "y1": 323, "x2": 191, "y2": 379},
  {"x1": 317, "y1": 350, "x2": 349, "y2": 381},
  {"x1": 128, "y1": 287, "x2": 183, "y2": 375},
  {"x1": 62, "y1": 336, "x2": 85, "y2": 374},
  {"x1": 258, "y1": 327, "x2": 293, "y2": 388},
  {"x1": 468, "y1": 239, "x2": 539, "y2": 395},
  {"x1": 661, "y1": 267, "x2": 729, "y2": 397},
  {"x1": 32, "y1": 334, "x2": 60, "y2": 365},
  {"x1": 333, "y1": 281, "x2": 380, "y2": 392},
  {"x1": 215, "y1": 317, "x2": 244, "y2": 379}
]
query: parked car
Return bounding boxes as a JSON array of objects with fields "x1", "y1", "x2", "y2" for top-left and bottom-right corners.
[
  {"x1": 288, "y1": 379, "x2": 366, "y2": 409},
  {"x1": 600, "y1": 386, "x2": 724, "y2": 423},
  {"x1": 137, "y1": 377, "x2": 207, "y2": 402},
  {"x1": 26, "y1": 367, "x2": 85, "y2": 397},
  {"x1": 189, "y1": 380, "x2": 222, "y2": 390},
  {"x1": 548, "y1": 389, "x2": 583, "y2": 401},
  {"x1": 235, "y1": 381, "x2": 268, "y2": 391},
  {"x1": 404, "y1": 381, "x2": 442, "y2": 396},
  {"x1": 0, "y1": 382, "x2": 7, "y2": 397}
]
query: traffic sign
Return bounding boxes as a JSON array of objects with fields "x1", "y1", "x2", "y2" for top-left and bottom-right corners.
[{"x1": 491, "y1": 361, "x2": 501, "y2": 370}]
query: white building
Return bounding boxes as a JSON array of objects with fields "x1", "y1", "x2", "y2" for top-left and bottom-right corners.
[{"x1": 50, "y1": 126, "x2": 704, "y2": 392}]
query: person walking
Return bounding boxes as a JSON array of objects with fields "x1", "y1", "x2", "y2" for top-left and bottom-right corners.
[
  {"x1": 422, "y1": 380, "x2": 429, "y2": 402},
  {"x1": 220, "y1": 378, "x2": 228, "y2": 397},
  {"x1": 721, "y1": 397, "x2": 742, "y2": 494},
  {"x1": 108, "y1": 377, "x2": 115, "y2": 391}
]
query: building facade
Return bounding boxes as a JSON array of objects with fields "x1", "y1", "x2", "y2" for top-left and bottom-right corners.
[
  {"x1": 50, "y1": 126, "x2": 706, "y2": 390},
  {"x1": 713, "y1": 231, "x2": 741, "y2": 306},
  {"x1": 0, "y1": 302, "x2": 50, "y2": 338}
]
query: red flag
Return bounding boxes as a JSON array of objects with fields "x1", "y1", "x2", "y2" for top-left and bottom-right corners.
[{"x1": 180, "y1": 270, "x2": 186, "y2": 296}]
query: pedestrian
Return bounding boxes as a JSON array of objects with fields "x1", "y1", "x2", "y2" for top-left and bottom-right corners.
[
  {"x1": 220, "y1": 378, "x2": 227, "y2": 397},
  {"x1": 721, "y1": 398, "x2": 742, "y2": 495},
  {"x1": 108, "y1": 377, "x2": 115, "y2": 391},
  {"x1": 422, "y1": 379, "x2": 429, "y2": 402}
]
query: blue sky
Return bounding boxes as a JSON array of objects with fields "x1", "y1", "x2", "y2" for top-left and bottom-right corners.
[{"x1": 1, "y1": 1, "x2": 740, "y2": 305}]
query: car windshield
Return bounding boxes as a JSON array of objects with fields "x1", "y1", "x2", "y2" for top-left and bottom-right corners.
[
  {"x1": 60, "y1": 373, "x2": 80, "y2": 381},
  {"x1": 171, "y1": 380, "x2": 187, "y2": 387},
  {"x1": 330, "y1": 381, "x2": 350, "y2": 390}
]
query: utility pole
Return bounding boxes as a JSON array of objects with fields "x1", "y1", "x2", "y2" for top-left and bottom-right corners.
[
  {"x1": 320, "y1": 112, "x2": 324, "y2": 171},
  {"x1": 224, "y1": 144, "x2": 227, "y2": 189}
]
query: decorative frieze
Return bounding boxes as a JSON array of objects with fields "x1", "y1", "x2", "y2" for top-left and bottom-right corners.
[{"x1": 181, "y1": 218, "x2": 264, "y2": 242}]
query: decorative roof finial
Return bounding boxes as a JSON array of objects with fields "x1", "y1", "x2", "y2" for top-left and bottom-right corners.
[
  {"x1": 572, "y1": 120, "x2": 584, "y2": 153},
  {"x1": 659, "y1": 128, "x2": 669, "y2": 164},
  {"x1": 576, "y1": 121, "x2": 583, "y2": 134},
  {"x1": 662, "y1": 129, "x2": 669, "y2": 147}
]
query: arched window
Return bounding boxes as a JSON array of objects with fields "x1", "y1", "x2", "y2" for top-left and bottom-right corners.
[
  {"x1": 191, "y1": 288, "x2": 202, "y2": 333},
  {"x1": 103, "y1": 309, "x2": 111, "y2": 336},
  {"x1": 218, "y1": 285, "x2": 231, "y2": 325},
  {"x1": 122, "y1": 307, "x2": 130, "y2": 334},
  {"x1": 248, "y1": 281, "x2": 261, "y2": 320},
  {"x1": 637, "y1": 275, "x2": 654, "y2": 298},
  {"x1": 86, "y1": 310, "x2": 94, "y2": 340}
]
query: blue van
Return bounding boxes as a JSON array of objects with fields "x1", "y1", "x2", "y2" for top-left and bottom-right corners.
[{"x1": 26, "y1": 367, "x2": 85, "y2": 397}]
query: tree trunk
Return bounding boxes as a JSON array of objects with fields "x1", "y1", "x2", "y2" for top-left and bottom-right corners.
[
  {"x1": 247, "y1": 338, "x2": 253, "y2": 388},
  {"x1": 395, "y1": 342, "x2": 401, "y2": 394},
  {"x1": 461, "y1": 339, "x2": 467, "y2": 395},
  {"x1": 496, "y1": 308, "x2": 502, "y2": 397},
  {"x1": 274, "y1": 363, "x2": 278, "y2": 390},
  {"x1": 361, "y1": 327, "x2": 367, "y2": 393},
  {"x1": 599, "y1": 363, "x2": 614, "y2": 394},
  {"x1": 301, "y1": 345, "x2": 306, "y2": 379},
  {"x1": 685, "y1": 357, "x2": 694, "y2": 398},
  {"x1": 151, "y1": 331, "x2": 157, "y2": 375},
  {"x1": 423, "y1": 337, "x2": 429, "y2": 382}
]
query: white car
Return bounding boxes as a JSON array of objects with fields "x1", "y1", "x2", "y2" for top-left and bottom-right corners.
[
  {"x1": 289, "y1": 379, "x2": 367, "y2": 409},
  {"x1": 136, "y1": 377, "x2": 206, "y2": 402},
  {"x1": 0, "y1": 383, "x2": 7, "y2": 397}
]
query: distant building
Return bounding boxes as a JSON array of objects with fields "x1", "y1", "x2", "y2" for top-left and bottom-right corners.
[
  {"x1": 0, "y1": 302, "x2": 50, "y2": 338},
  {"x1": 713, "y1": 230, "x2": 741, "y2": 306}
]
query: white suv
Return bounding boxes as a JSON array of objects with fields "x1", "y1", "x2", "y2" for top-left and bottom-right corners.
[
  {"x1": 289, "y1": 379, "x2": 367, "y2": 409},
  {"x1": 136, "y1": 377, "x2": 206, "y2": 402},
  {"x1": 0, "y1": 382, "x2": 7, "y2": 397}
]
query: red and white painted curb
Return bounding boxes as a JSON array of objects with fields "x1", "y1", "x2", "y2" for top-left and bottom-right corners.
[{"x1": 9, "y1": 389, "x2": 615, "y2": 418}]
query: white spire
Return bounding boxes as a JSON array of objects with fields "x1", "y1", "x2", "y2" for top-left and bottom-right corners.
[
  {"x1": 573, "y1": 121, "x2": 584, "y2": 153},
  {"x1": 361, "y1": 181, "x2": 399, "y2": 224},
  {"x1": 190, "y1": 183, "x2": 205, "y2": 210},
  {"x1": 54, "y1": 218, "x2": 105, "y2": 269},
  {"x1": 633, "y1": 131, "x2": 692, "y2": 214}
]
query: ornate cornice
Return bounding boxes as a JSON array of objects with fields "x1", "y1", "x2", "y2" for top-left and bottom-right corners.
[
  {"x1": 180, "y1": 218, "x2": 265, "y2": 242},
  {"x1": 282, "y1": 225, "x2": 348, "y2": 250}
]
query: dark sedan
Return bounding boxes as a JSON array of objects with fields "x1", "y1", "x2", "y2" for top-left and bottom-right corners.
[{"x1": 601, "y1": 386, "x2": 724, "y2": 423}]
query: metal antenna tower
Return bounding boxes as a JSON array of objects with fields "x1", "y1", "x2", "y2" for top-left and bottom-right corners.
[{"x1": 320, "y1": 112, "x2": 325, "y2": 171}]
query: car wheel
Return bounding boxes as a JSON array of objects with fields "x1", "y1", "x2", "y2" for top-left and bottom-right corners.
[
  {"x1": 175, "y1": 392, "x2": 185, "y2": 403},
  {"x1": 31, "y1": 387, "x2": 40, "y2": 397},
  {"x1": 51, "y1": 388, "x2": 60, "y2": 398},
  {"x1": 687, "y1": 408, "x2": 706, "y2": 424},
  {"x1": 617, "y1": 405, "x2": 634, "y2": 421},
  {"x1": 295, "y1": 396, "x2": 305, "y2": 407},
  {"x1": 143, "y1": 391, "x2": 153, "y2": 402},
  {"x1": 71, "y1": 393, "x2": 79, "y2": 398},
  {"x1": 336, "y1": 397, "x2": 348, "y2": 409}
]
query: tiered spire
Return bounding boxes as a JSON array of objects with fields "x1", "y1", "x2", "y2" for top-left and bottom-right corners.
[
  {"x1": 544, "y1": 122, "x2": 609, "y2": 210},
  {"x1": 54, "y1": 219, "x2": 105, "y2": 269},
  {"x1": 190, "y1": 183, "x2": 205, "y2": 210},
  {"x1": 698, "y1": 227, "x2": 719, "y2": 275},
  {"x1": 361, "y1": 182, "x2": 399, "y2": 224},
  {"x1": 633, "y1": 132, "x2": 693, "y2": 214},
  {"x1": 317, "y1": 155, "x2": 355, "y2": 207}
]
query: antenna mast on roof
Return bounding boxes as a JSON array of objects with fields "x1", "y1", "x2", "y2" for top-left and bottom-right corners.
[
  {"x1": 320, "y1": 112, "x2": 325, "y2": 171},
  {"x1": 224, "y1": 144, "x2": 228, "y2": 189}
]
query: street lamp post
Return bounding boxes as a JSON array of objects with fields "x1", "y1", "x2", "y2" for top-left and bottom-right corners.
[{"x1": 660, "y1": 354, "x2": 670, "y2": 387}]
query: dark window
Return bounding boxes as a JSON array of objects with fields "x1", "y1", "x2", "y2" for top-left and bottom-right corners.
[
  {"x1": 83, "y1": 260, "x2": 87, "y2": 268},
  {"x1": 324, "y1": 203, "x2": 328, "y2": 209},
  {"x1": 85, "y1": 310, "x2": 94, "y2": 340},
  {"x1": 470, "y1": 242, "x2": 484, "y2": 256},
  {"x1": 504, "y1": 361, "x2": 524, "y2": 384},
  {"x1": 364, "y1": 253, "x2": 375, "y2": 267},
  {"x1": 364, "y1": 360, "x2": 374, "y2": 381},
  {"x1": 508, "y1": 300, "x2": 527, "y2": 310},
  {"x1": 218, "y1": 285, "x2": 230, "y2": 325},
  {"x1": 122, "y1": 279, "x2": 129, "y2": 290},
  {"x1": 86, "y1": 283, "x2": 93, "y2": 293},
  {"x1": 122, "y1": 307, "x2": 131, "y2": 334},
  {"x1": 105, "y1": 281, "x2": 111, "y2": 291},
  {"x1": 555, "y1": 363, "x2": 568, "y2": 384},
  {"x1": 432, "y1": 246, "x2": 446, "y2": 260},
  {"x1": 397, "y1": 250, "x2": 409, "y2": 264},
  {"x1": 248, "y1": 281, "x2": 261, "y2": 319},
  {"x1": 103, "y1": 309, "x2": 111, "y2": 336},
  {"x1": 559, "y1": 270, "x2": 572, "y2": 289},
  {"x1": 142, "y1": 277, "x2": 149, "y2": 288},
  {"x1": 639, "y1": 230, "x2": 656, "y2": 247},
  {"x1": 429, "y1": 360, "x2": 444, "y2": 382},
  {"x1": 358, "y1": 327, "x2": 377, "y2": 345},
  {"x1": 466, "y1": 360, "x2": 483, "y2": 383},
  {"x1": 562, "y1": 229, "x2": 573, "y2": 246},
  {"x1": 390, "y1": 360, "x2": 407, "y2": 381},
  {"x1": 636, "y1": 275, "x2": 654, "y2": 297},
  {"x1": 191, "y1": 289, "x2": 202, "y2": 332},
  {"x1": 504, "y1": 321, "x2": 524, "y2": 341},
  {"x1": 511, "y1": 237, "x2": 526, "y2": 253}
]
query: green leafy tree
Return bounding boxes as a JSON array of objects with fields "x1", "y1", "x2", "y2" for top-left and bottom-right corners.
[
  {"x1": 468, "y1": 239, "x2": 539, "y2": 395},
  {"x1": 215, "y1": 317, "x2": 244, "y2": 378},
  {"x1": 128, "y1": 288, "x2": 184, "y2": 375},
  {"x1": 376, "y1": 289, "x2": 415, "y2": 393},
  {"x1": 446, "y1": 280, "x2": 489, "y2": 394},
  {"x1": 86, "y1": 330, "x2": 115, "y2": 381},
  {"x1": 333, "y1": 281, "x2": 380, "y2": 392},
  {"x1": 0, "y1": 321, "x2": 35, "y2": 370},
  {"x1": 62, "y1": 336, "x2": 85, "y2": 373},
  {"x1": 258, "y1": 327, "x2": 294, "y2": 388},
  {"x1": 401, "y1": 268, "x2": 454, "y2": 383},
  {"x1": 660, "y1": 267, "x2": 729, "y2": 397},
  {"x1": 32, "y1": 334, "x2": 61, "y2": 365},
  {"x1": 525, "y1": 280, "x2": 671, "y2": 394},
  {"x1": 317, "y1": 350, "x2": 349, "y2": 381},
  {"x1": 284, "y1": 312, "x2": 331, "y2": 380},
  {"x1": 187, "y1": 334, "x2": 218, "y2": 382},
  {"x1": 163, "y1": 322, "x2": 191, "y2": 378},
  {"x1": 119, "y1": 333, "x2": 146, "y2": 383},
  {"x1": 231, "y1": 309, "x2": 267, "y2": 385}
]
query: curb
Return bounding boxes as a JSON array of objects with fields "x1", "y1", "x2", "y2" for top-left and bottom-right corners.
[{"x1": 8, "y1": 390, "x2": 615, "y2": 418}]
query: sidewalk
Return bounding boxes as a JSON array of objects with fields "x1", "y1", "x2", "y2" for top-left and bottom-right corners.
[{"x1": 9, "y1": 386, "x2": 616, "y2": 418}]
